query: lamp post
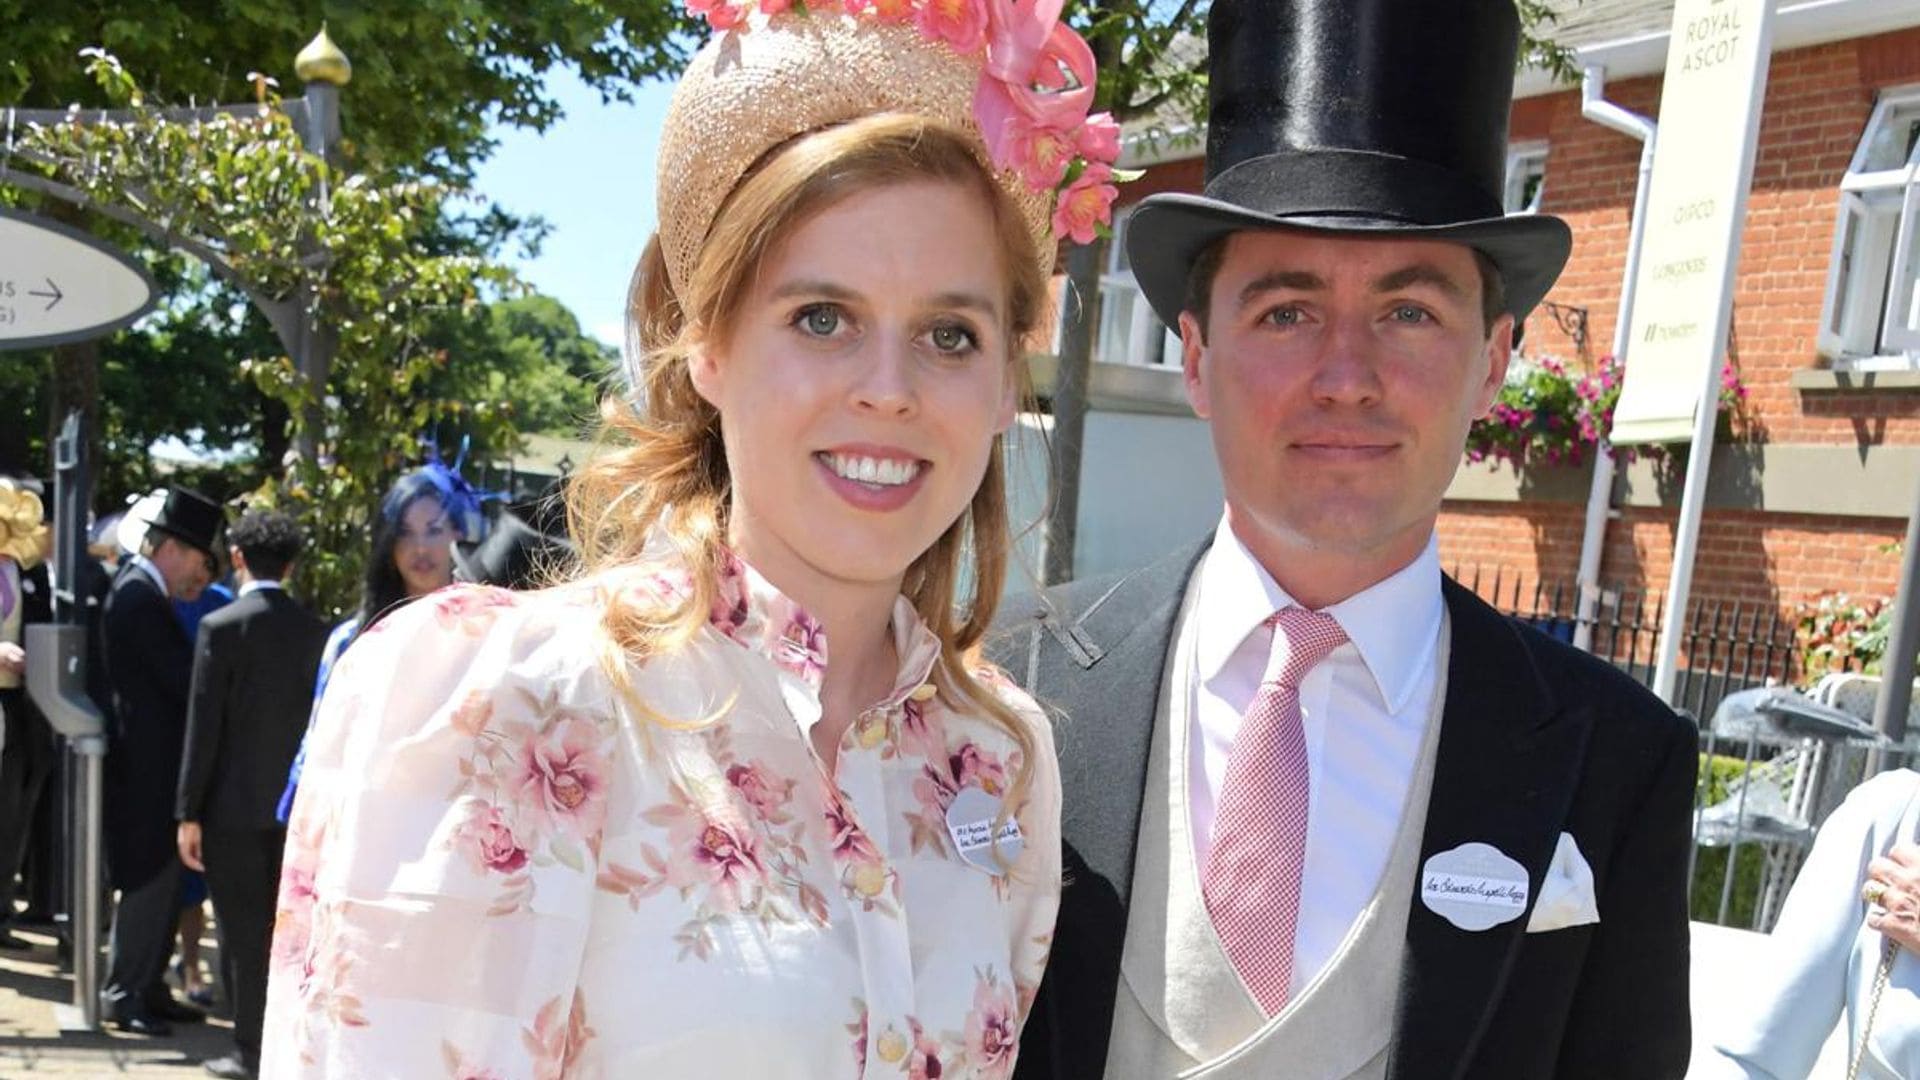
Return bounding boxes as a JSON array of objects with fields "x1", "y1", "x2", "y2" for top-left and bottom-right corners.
[{"x1": 289, "y1": 26, "x2": 350, "y2": 461}]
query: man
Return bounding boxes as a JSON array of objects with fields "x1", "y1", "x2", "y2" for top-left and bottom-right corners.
[
  {"x1": 177, "y1": 510, "x2": 325, "y2": 1079},
  {"x1": 100, "y1": 486, "x2": 223, "y2": 1036},
  {"x1": 997, "y1": 2, "x2": 1696, "y2": 1077}
]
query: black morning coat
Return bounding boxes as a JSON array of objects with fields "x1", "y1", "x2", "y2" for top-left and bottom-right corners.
[
  {"x1": 989, "y1": 542, "x2": 1698, "y2": 1080},
  {"x1": 176, "y1": 586, "x2": 328, "y2": 831},
  {"x1": 100, "y1": 561, "x2": 192, "y2": 892}
]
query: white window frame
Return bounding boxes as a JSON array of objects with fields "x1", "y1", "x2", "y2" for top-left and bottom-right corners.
[
  {"x1": 1094, "y1": 206, "x2": 1181, "y2": 367},
  {"x1": 1504, "y1": 140, "x2": 1549, "y2": 216},
  {"x1": 1817, "y1": 85, "x2": 1920, "y2": 368}
]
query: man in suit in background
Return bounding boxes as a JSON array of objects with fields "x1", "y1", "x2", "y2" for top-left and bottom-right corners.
[
  {"x1": 177, "y1": 510, "x2": 325, "y2": 1079},
  {"x1": 101, "y1": 486, "x2": 223, "y2": 1036},
  {"x1": 996, "y1": 2, "x2": 1696, "y2": 1077}
]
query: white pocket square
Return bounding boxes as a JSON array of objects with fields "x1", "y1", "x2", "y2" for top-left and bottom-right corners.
[{"x1": 1525, "y1": 831, "x2": 1601, "y2": 933}]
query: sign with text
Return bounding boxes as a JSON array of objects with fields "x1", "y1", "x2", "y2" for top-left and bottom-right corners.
[
  {"x1": 0, "y1": 209, "x2": 156, "y2": 351},
  {"x1": 1611, "y1": 0, "x2": 1775, "y2": 445}
]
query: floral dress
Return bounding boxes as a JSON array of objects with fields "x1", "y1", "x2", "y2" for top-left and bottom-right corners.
[{"x1": 260, "y1": 554, "x2": 1061, "y2": 1079}]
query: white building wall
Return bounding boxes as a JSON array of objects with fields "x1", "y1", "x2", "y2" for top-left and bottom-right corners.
[{"x1": 1002, "y1": 410, "x2": 1221, "y2": 596}]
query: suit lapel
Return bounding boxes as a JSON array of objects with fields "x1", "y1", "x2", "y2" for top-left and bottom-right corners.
[
  {"x1": 1389, "y1": 579, "x2": 1592, "y2": 1079},
  {"x1": 1042, "y1": 542, "x2": 1206, "y2": 913}
]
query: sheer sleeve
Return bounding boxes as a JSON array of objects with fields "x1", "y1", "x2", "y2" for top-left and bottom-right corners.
[{"x1": 262, "y1": 587, "x2": 615, "y2": 1080}]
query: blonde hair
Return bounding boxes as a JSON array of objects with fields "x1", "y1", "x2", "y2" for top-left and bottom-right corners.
[{"x1": 567, "y1": 112, "x2": 1047, "y2": 814}]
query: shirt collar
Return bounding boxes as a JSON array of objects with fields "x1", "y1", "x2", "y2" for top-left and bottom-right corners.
[
  {"x1": 1195, "y1": 517, "x2": 1444, "y2": 714},
  {"x1": 126, "y1": 552, "x2": 168, "y2": 595},
  {"x1": 239, "y1": 580, "x2": 283, "y2": 597},
  {"x1": 645, "y1": 548, "x2": 941, "y2": 700}
]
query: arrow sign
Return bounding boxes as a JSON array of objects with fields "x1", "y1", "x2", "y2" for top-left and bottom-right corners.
[
  {"x1": 27, "y1": 278, "x2": 64, "y2": 310},
  {"x1": 0, "y1": 209, "x2": 156, "y2": 351}
]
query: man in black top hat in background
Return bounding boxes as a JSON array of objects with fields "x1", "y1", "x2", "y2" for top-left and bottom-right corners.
[
  {"x1": 997, "y1": 2, "x2": 1694, "y2": 1077},
  {"x1": 176, "y1": 510, "x2": 326, "y2": 1078},
  {"x1": 100, "y1": 486, "x2": 223, "y2": 1036}
]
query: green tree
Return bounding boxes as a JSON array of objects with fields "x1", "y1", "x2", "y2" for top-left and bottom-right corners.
[
  {"x1": 18, "y1": 56, "x2": 526, "y2": 613},
  {"x1": 0, "y1": 0, "x2": 690, "y2": 497},
  {"x1": 1041, "y1": 1, "x2": 1578, "y2": 582},
  {"x1": 1, "y1": 1, "x2": 695, "y2": 182},
  {"x1": 421, "y1": 293, "x2": 621, "y2": 454}
]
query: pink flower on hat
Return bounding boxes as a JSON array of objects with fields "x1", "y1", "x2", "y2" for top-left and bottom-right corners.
[
  {"x1": 846, "y1": 0, "x2": 914, "y2": 22},
  {"x1": 689, "y1": 0, "x2": 748, "y2": 28},
  {"x1": 1053, "y1": 163, "x2": 1116, "y2": 243},
  {"x1": 917, "y1": 0, "x2": 989, "y2": 52},
  {"x1": 759, "y1": 0, "x2": 793, "y2": 10},
  {"x1": 1013, "y1": 120, "x2": 1077, "y2": 190},
  {"x1": 1077, "y1": 110, "x2": 1120, "y2": 162}
]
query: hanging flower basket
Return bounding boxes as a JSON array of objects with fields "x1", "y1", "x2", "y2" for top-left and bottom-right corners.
[{"x1": 1465, "y1": 353, "x2": 1749, "y2": 473}]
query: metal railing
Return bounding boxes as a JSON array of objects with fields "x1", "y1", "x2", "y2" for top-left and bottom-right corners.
[{"x1": 1450, "y1": 566, "x2": 1799, "y2": 723}]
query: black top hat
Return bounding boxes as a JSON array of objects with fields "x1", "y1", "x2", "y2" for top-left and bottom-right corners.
[
  {"x1": 1126, "y1": 0, "x2": 1572, "y2": 329},
  {"x1": 143, "y1": 487, "x2": 223, "y2": 557}
]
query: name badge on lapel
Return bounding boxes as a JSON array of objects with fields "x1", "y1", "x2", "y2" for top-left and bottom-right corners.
[
  {"x1": 944, "y1": 785, "x2": 1024, "y2": 874},
  {"x1": 1420, "y1": 842, "x2": 1530, "y2": 931}
]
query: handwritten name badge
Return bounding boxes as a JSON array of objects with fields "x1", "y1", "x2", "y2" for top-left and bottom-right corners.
[
  {"x1": 944, "y1": 784, "x2": 1024, "y2": 874},
  {"x1": 1420, "y1": 842, "x2": 1530, "y2": 932}
]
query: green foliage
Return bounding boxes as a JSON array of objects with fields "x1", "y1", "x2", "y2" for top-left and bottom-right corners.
[
  {"x1": 18, "y1": 57, "x2": 524, "y2": 615},
  {"x1": 420, "y1": 294, "x2": 619, "y2": 455},
  {"x1": 0, "y1": 0, "x2": 695, "y2": 183},
  {"x1": 1796, "y1": 593, "x2": 1892, "y2": 683}
]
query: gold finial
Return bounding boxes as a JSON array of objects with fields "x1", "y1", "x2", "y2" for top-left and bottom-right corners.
[{"x1": 295, "y1": 24, "x2": 352, "y2": 86}]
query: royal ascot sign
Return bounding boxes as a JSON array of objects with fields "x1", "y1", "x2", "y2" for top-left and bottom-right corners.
[
  {"x1": 0, "y1": 208, "x2": 157, "y2": 351},
  {"x1": 1611, "y1": 0, "x2": 1776, "y2": 445}
]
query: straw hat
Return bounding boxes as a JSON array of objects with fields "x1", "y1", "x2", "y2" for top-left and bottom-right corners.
[{"x1": 656, "y1": 1, "x2": 1123, "y2": 300}]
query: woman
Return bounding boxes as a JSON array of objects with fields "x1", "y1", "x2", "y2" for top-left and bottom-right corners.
[
  {"x1": 273, "y1": 465, "x2": 470, "y2": 821},
  {"x1": 1711, "y1": 769, "x2": 1920, "y2": 1078},
  {"x1": 262, "y1": 2, "x2": 1118, "y2": 1075}
]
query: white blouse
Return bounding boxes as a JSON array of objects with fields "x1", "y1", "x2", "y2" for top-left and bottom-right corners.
[{"x1": 261, "y1": 553, "x2": 1060, "y2": 1079}]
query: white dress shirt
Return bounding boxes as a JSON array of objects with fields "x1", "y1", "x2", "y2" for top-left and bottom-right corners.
[
  {"x1": 239, "y1": 579, "x2": 283, "y2": 598},
  {"x1": 1184, "y1": 517, "x2": 1446, "y2": 997},
  {"x1": 126, "y1": 552, "x2": 168, "y2": 595}
]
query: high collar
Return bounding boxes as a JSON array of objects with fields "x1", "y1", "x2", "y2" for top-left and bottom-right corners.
[
  {"x1": 126, "y1": 552, "x2": 169, "y2": 596},
  {"x1": 239, "y1": 580, "x2": 283, "y2": 598},
  {"x1": 650, "y1": 548, "x2": 943, "y2": 706},
  {"x1": 1193, "y1": 517, "x2": 1444, "y2": 714}
]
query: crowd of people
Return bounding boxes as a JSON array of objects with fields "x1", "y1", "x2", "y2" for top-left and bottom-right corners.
[
  {"x1": 9, "y1": 0, "x2": 1920, "y2": 1077},
  {"x1": 0, "y1": 458, "x2": 518, "y2": 1078}
]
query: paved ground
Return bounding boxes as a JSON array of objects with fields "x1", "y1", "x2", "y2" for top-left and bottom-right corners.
[{"x1": 0, "y1": 921, "x2": 231, "y2": 1078}]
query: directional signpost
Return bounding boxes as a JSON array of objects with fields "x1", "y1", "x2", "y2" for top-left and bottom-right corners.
[{"x1": 0, "y1": 207, "x2": 156, "y2": 351}]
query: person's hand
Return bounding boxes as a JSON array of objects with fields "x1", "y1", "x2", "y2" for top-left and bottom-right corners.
[
  {"x1": 176, "y1": 821, "x2": 204, "y2": 872},
  {"x1": 0, "y1": 641, "x2": 23, "y2": 676},
  {"x1": 1863, "y1": 842, "x2": 1920, "y2": 954}
]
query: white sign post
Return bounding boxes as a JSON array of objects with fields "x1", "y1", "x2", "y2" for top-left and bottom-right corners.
[
  {"x1": 0, "y1": 208, "x2": 156, "y2": 350},
  {"x1": 1610, "y1": 0, "x2": 1776, "y2": 705}
]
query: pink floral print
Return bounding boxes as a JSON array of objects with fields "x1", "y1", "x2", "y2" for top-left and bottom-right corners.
[{"x1": 261, "y1": 555, "x2": 1059, "y2": 1077}]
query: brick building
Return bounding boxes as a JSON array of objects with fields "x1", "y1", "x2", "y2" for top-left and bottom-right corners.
[{"x1": 1058, "y1": 0, "x2": 1920, "y2": 685}]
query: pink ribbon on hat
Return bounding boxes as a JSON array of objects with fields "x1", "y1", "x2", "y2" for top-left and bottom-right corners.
[{"x1": 975, "y1": 0, "x2": 1099, "y2": 181}]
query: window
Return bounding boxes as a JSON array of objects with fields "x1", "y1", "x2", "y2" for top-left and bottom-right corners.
[
  {"x1": 1093, "y1": 206, "x2": 1182, "y2": 367},
  {"x1": 1818, "y1": 87, "x2": 1920, "y2": 366},
  {"x1": 1505, "y1": 141, "x2": 1548, "y2": 215}
]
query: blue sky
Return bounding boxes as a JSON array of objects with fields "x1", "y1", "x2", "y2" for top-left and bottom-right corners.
[{"x1": 471, "y1": 70, "x2": 677, "y2": 347}]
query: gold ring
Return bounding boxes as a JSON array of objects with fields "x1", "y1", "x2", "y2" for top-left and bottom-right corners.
[{"x1": 1864, "y1": 879, "x2": 1889, "y2": 906}]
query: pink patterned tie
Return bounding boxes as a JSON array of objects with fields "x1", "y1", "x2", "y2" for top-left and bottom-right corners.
[{"x1": 1203, "y1": 606, "x2": 1348, "y2": 1016}]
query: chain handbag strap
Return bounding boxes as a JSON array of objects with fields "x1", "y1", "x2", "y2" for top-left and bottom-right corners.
[{"x1": 1847, "y1": 936, "x2": 1900, "y2": 1080}]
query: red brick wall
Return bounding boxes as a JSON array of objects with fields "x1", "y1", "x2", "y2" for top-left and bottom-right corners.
[
  {"x1": 1439, "y1": 29, "x2": 1920, "y2": 629},
  {"x1": 1527, "y1": 31, "x2": 1920, "y2": 444},
  {"x1": 1440, "y1": 505, "x2": 1903, "y2": 603}
]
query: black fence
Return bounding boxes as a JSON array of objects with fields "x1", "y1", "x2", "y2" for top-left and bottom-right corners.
[{"x1": 1450, "y1": 567, "x2": 1800, "y2": 726}]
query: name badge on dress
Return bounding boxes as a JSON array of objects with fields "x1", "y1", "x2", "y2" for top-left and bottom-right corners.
[
  {"x1": 944, "y1": 785, "x2": 1024, "y2": 874},
  {"x1": 1420, "y1": 842, "x2": 1530, "y2": 931}
]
